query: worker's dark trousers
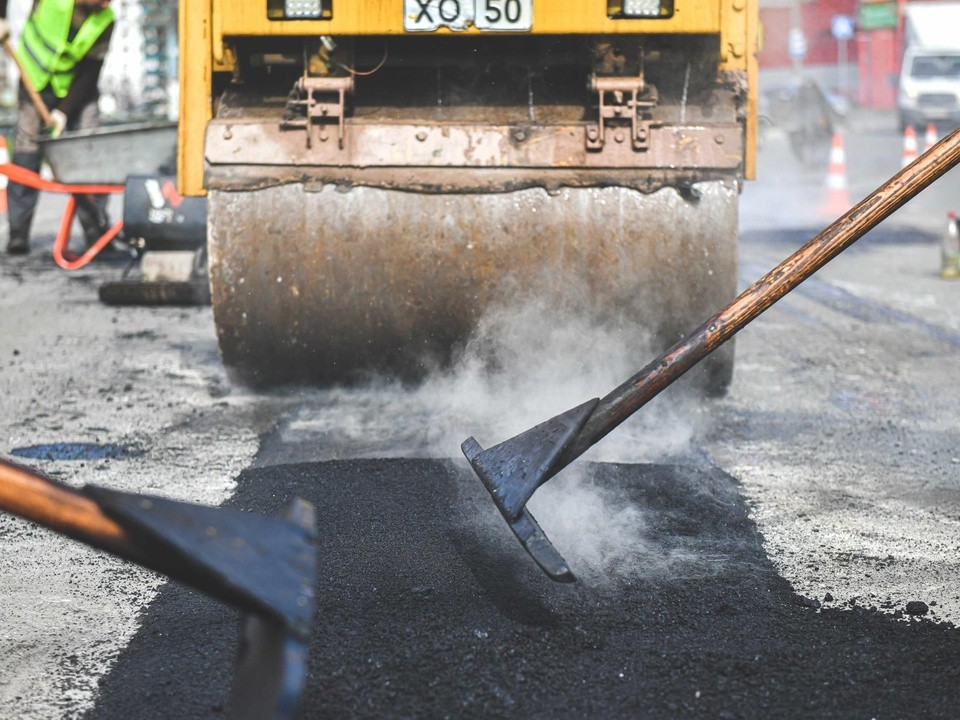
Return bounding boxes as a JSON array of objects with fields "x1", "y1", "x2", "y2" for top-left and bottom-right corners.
[
  {"x1": 6, "y1": 92, "x2": 109, "y2": 250},
  {"x1": 7, "y1": 150, "x2": 42, "y2": 246},
  {"x1": 7, "y1": 155, "x2": 110, "y2": 249}
]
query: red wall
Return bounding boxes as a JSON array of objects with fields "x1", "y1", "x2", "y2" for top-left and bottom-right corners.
[
  {"x1": 857, "y1": 28, "x2": 898, "y2": 107},
  {"x1": 760, "y1": 0, "x2": 860, "y2": 68}
]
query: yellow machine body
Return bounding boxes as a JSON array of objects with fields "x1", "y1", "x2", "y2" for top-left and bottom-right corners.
[{"x1": 179, "y1": 0, "x2": 758, "y2": 388}]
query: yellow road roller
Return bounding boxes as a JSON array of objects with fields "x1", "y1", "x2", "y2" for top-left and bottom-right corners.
[{"x1": 178, "y1": 0, "x2": 758, "y2": 390}]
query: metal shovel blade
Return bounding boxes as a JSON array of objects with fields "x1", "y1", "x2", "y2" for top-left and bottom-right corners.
[
  {"x1": 87, "y1": 488, "x2": 318, "y2": 639},
  {"x1": 0, "y1": 459, "x2": 318, "y2": 718},
  {"x1": 228, "y1": 499, "x2": 316, "y2": 720},
  {"x1": 461, "y1": 398, "x2": 598, "y2": 582}
]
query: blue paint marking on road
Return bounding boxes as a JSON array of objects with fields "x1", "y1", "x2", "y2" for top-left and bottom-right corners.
[{"x1": 10, "y1": 443, "x2": 136, "y2": 461}]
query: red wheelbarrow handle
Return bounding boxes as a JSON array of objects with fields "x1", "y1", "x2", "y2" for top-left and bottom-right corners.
[
  {"x1": 0, "y1": 161, "x2": 124, "y2": 195},
  {"x1": 0, "y1": 161, "x2": 125, "y2": 269}
]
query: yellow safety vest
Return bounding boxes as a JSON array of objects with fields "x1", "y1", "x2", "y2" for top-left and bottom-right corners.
[{"x1": 18, "y1": 0, "x2": 114, "y2": 99}]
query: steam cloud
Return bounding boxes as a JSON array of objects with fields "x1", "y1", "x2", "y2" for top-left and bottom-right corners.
[
  {"x1": 278, "y1": 294, "x2": 716, "y2": 581},
  {"x1": 527, "y1": 465, "x2": 729, "y2": 584}
]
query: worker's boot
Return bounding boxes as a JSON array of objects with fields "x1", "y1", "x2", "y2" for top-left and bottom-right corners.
[
  {"x1": 6, "y1": 151, "x2": 42, "y2": 255},
  {"x1": 77, "y1": 194, "x2": 112, "y2": 251},
  {"x1": 6, "y1": 235, "x2": 28, "y2": 255}
]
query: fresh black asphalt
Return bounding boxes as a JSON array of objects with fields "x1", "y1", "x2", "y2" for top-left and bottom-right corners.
[{"x1": 86, "y1": 459, "x2": 960, "y2": 718}]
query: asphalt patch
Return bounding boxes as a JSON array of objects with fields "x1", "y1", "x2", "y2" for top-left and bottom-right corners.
[{"x1": 86, "y1": 459, "x2": 960, "y2": 719}]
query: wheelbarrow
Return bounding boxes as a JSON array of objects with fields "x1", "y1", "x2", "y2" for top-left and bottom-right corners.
[
  {"x1": 0, "y1": 159, "x2": 125, "y2": 269},
  {"x1": 0, "y1": 30, "x2": 201, "y2": 281},
  {"x1": 0, "y1": 121, "x2": 187, "y2": 270}
]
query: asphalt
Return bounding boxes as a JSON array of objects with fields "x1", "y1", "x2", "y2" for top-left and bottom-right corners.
[{"x1": 86, "y1": 459, "x2": 960, "y2": 719}]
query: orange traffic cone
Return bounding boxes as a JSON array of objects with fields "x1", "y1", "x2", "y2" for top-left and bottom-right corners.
[
  {"x1": 821, "y1": 132, "x2": 851, "y2": 217},
  {"x1": 924, "y1": 123, "x2": 938, "y2": 152},
  {"x1": 901, "y1": 125, "x2": 918, "y2": 167},
  {"x1": 0, "y1": 135, "x2": 8, "y2": 214}
]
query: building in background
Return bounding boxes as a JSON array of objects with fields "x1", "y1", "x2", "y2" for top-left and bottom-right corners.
[
  {"x1": 759, "y1": 0, "x2": 960, "y2": 110},
  {"x1": 856, "y1": 0, "x2": 901, "y2": 108},
  {"x1": 758, "y1": 0, "x2": 861, "y2": 97}
]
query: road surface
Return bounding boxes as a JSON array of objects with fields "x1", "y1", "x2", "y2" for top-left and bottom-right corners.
[{"x1": 0, "y1": 110, "x2": 958, "y2": 717}]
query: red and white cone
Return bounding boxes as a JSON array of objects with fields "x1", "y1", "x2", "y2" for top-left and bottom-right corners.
[
  {"x1": 901, "y1": 125, "x2": 918, "y2": 168},
  {"x1": 821, "y1": 132, "x2": 851, "y2": 217},
  {"x1": 924, "y1": 123, "x2": 938, "y2": 152}
]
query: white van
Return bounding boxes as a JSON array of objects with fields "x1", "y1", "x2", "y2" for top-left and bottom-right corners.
[{"x1": 897, "y1": 47, "x2": 960, "y2": 130}]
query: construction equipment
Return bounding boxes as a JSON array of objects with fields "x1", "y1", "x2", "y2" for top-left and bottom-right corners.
[
  {"x1": 34, "y1": 121, "x2": 202, "y2": 281},
  {"x1": 0, "y1": 161, "x2": 126, "y2": 266},
  {"x1": 0, "y1": 457, "x2": 317, "y2": 719},
  {"x1": 179, "y1": 1, "x2": 758, "y2": 390},
  {"x1": 1, "y1": 24, "x2": 207, "y2": 290},
  {"x1": 0, "y1": 145, "x2": 207, "y2": 284},
  {"x1": 0, "y1": 121, "x2": 211, "y2": 301},
  {"x1": 463, "y1": 127, "x2": 960, "y2": 582},
  {"x1": 97, "y1": 174, "x2": 211, "y2": 306}
]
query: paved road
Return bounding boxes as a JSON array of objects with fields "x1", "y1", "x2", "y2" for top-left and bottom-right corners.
[
  {"x1": 89, "y1": 461, "x2": 960, "y2": 719},
  {"x1": 0, "y1": 111, "x2": 958, "y2": 717}
]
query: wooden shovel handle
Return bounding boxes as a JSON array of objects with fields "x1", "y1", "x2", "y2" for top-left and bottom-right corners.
[
  {"x1": 0, "y1": 458, "x2": 140, "y2": 560},
  {"x1": 2, "y1": 37, "x2": 54, "y2": 127},
  {"x1": 562, "y1": 126, "x2": 960, "y2": 464}
]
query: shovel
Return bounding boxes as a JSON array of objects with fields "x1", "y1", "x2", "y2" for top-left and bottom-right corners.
[
  {"x1": 463, "y1": 127, "x2": 960, "y2": 582},
  {"x1": 0, "y1": 458, "x2": 317, "y2": 718},
  {"x1": 0, "y1": 32, "x2": 54, "y2": 128}
]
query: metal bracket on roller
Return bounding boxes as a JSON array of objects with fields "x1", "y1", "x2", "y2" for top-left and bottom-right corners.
[
  {"x1": 281, "y1": 76, "x2": 354, "y2": 150},
  {"x1": 586, "y1": 73, "x2": 657, "y2": 151},
  {"x1": 461, "y1": 398, "x2": 599, "y2": 583}
]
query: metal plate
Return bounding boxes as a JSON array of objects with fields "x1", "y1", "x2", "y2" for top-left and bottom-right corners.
[
  {"x1": 474, "y1": 0, "x2": 534, "y2": 31},
  {"x1": 205, "y1": 121, "x2": 742, "y2": 170}
]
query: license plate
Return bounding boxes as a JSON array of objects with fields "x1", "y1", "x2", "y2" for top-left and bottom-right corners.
[{"x1": 403, "y1": 0, "x2": 533, "y2": 32}]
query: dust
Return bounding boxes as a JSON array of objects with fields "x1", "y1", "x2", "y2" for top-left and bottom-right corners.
[
  {"x1": 278, "y1": 295, "x2": 703, "y2": 464},
  {"x1": 281, "y1": 295, "x2": 714, "y2": 582},
  {"x1": 523, "y1": 461, "x2": 742, "y2": 584},
  {"x1": 422, "y1": 295, "x2": 702, "y2": 461},
  {"x1": 526, "y1": 466, "x2": 663, "y2": 583}
]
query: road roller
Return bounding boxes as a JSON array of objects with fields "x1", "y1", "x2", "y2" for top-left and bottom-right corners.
[{"x1": 178, "y1": 0, "x2": 758, "y2": 390}]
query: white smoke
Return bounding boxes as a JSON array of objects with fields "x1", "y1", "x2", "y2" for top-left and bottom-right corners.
[
  {"x1": 524, "y1": 462, "x2": 740, "y2": 584},
  {"x1": 425, "y1": 295, "x2": 700, "y2": 457},
  {"x1": 279, "y1": 296, "x2": 702, "y2": 462},
  {"x1": 272, "y1": 295, "x2": 719, "y2": 582}
]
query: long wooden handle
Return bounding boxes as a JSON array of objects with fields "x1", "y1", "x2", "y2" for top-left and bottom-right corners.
[
  {"x1": 0, "y1": 459, "x2": 144, "y2": 562},
  {"x1": 2, "y1": 37, "x2": 54, "y2": 127},
  {"x1": 561, "y1": 126, "x2": 960, "y2": 465}
]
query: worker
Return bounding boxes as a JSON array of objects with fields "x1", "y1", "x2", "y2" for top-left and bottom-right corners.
[{"x1": 0, "y1": 0, "x2": 114, "y2": 255}]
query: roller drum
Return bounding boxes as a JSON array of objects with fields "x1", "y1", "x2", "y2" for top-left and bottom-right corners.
[{"x1": 208, "y1": 181, "x2": 738, "y2": 390}]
